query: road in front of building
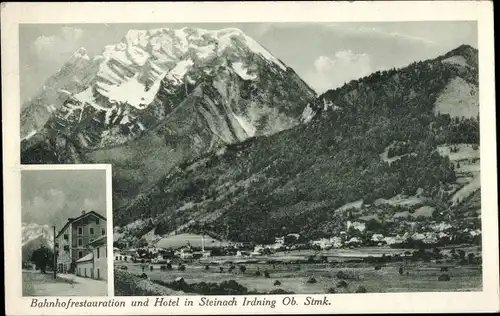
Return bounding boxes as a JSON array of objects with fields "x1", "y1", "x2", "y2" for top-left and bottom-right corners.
[{"x1": 22, "y1": 270, "x2": 107, "y2": 296}]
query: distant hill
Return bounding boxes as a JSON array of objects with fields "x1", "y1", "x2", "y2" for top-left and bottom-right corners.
[{"x1": 113, "y1": 45, "x2": 480, "y2": 244}]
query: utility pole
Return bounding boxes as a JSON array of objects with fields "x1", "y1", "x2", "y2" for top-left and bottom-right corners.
[{"x1": 53, "y1": 226, "x2": 57, "y2": 279}]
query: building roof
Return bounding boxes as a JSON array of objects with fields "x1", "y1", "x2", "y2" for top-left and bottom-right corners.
[
  {"x1": 76, "y1": 252, "x2": 93, "y2": 263},
  {"x1": 56, "y1": 211, "x2": 106, "y2": 239},
  {"x1": 89, "y1": 235, "x2": 107, "y2": 247}
]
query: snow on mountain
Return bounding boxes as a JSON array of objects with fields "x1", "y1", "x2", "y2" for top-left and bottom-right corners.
[
  {"x1": 21, "y1": 27, "x2": 296, "y2": 140},
  {"x1": 22, "y1": 222, "x2": 53, "y2": 247},
  {"x1": 21, "y1": 27, "x2": 315, "y2": 209}
]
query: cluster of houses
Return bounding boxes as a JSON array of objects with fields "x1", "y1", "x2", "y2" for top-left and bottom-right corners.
[
  {"x1": 114, "y1": 236, "x2": 213, "y2": 263},
  {"x1": 307, "y1": 220, "x2": 482, "y2": 250},
  {"x1": 112, "y1": 218, "x2": 482, "y2": 264},
  {"x1": 55, "y1": 210, "x2": 107, "y2": 280}
]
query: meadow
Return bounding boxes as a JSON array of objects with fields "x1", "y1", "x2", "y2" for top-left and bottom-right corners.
[{"x1": 115, "y1": 249, "x2": 481, "y2": 294}]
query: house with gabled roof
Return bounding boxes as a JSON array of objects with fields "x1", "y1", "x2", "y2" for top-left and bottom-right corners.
[
  {"x1": 75, "y1": 235, "x2": 107, "y2": 280},
  {"x1": 55, "y1": 210, "x2": 106, "y2": 273}
]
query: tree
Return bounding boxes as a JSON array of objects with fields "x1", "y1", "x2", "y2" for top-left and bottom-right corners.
[
  {"x1": 137, "y1": 238, "x2": 148, "y2": 248},
  {"x1": 467, "y1": 253, "x2": 475, "y2": 264},
  {"x1": 239, "y1": 265, "x2": 247, "y2": 274},
  {"x1": 31, "y1": 246, "x2": 53, "y2": 274}
]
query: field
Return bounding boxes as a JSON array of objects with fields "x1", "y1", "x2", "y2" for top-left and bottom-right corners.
[{"x1": 115, "y1": 247, "x2": 482, "y2": 294}]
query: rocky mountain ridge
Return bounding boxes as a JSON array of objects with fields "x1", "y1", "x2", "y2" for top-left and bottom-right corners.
[{"x1": 21, "y1": 27, "x2": 316, "y2": 206}]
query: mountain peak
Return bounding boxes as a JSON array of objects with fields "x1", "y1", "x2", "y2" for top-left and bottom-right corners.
[
  {"x1": 72, "y1": 47, "x2": 89, "y2": 59},
  {"x1": 439, "y1": 44, "x2": 478, "y2": 69}
]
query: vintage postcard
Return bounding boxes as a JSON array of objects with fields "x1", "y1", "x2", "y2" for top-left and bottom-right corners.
[{"x1": 2, "y1": 1, "x2": 499, "y2": 315}]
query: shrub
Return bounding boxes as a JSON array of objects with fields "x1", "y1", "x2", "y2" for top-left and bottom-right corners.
[
  {"x1": 398, "y1": 266, "x2": 404, "y2": 275},
  {"x1": 438, "y1": 274, "x2": 451, "y2": 281},
  {"x1": 140, "y1": 273, "x2": 148, "y2": 279},
  {"x1": 166, "y1": 263, "x2": 172, "y2": 270},
  {"x1": 264, "y1": 271, "x2": 270, "y2": 278},
  {"x1": 355, "y1": 286, "x2": 368, "y2": 293},
  {"x1": 150, "y1": 266, "x2": 153, "y2": 271},
  {"x1": 178, "y1": 265, "x2": 186, "y2": 271},
  {"x1": 205, "y1": 265, "x2": 210, "y2": 270},
  {"x1": 269, "y1": 289, "x2": 295, "y2": 294},
  {"x1": 273, "y1": 280, "x2": 281, "y2": 286},
  {"x1": 336, "y1": 271, "x2": 347, "y2": 279},
  {"x1": 160, "y1": 265, "x2": 167, "y2": 271},
  {"x1": 219, "y1": 267, "x2": 224, "y2": 273},
  {"x1": 374, "y1": 265, "x2": 382, "y2": 270},
  {"x1": 219, "y1": 280, "x2": 248, "y2": 295},
  {"x1": 327, "y1": 287, "x2": 336, "y2": 293},
  {"x1": 306, "y1": 277, "x2": 317, "y2": 284},
  {"x1": 239, "y1": 265, "x2": 247, "y2": 273},
  {"x1": 336, "y1": 270, "x2": 358, "y2": 280},
  {"x1": 336, "y1": 280, "x2": 348, "y2": 288},
  {"x1": 255, "y1": 270, "x2": 261, "y2": 276},
  {"x1": 440, "y1": 267, "x2": 449, "y2": 272},
  {"x1": 193, "y1": 281, "x2": 210, "y2": 294}
]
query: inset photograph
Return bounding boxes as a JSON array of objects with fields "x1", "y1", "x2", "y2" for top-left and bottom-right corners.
[{"x1": 21, "y1": 167, "x2": 111, "y2": 296}]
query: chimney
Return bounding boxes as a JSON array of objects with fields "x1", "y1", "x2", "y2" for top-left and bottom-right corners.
[{"x1": 81, "y1": 210, "x2": 86, "y2": 216}]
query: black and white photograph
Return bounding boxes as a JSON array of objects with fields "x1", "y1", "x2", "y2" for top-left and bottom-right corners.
[
  {"x1": 21, "y1": 168, "x2": 110, "y2": 296},
  {"x1": 2, "y1": 1, "x2": 498, "y2": 315},
  {"x1": 17, "y1": 20, "x2": 485, "y2": 296}
]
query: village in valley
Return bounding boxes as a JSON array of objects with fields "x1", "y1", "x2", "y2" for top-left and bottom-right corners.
[{"x1": 113, "y1": 207, "x2": 482, "y2": 295}]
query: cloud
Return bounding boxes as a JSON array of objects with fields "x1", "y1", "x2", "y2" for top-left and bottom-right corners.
[
  {"x1": 23, "y1": 188, "x2": 67, "y2": 225},
  {"x1": 327, "y1": 24, "x2": 436, "y2": 45},
  {"x1": 306, "y1": 50, "x2": 375, "y2": 93},
  {"x1": 32, "y1": 26, "x2": 84, "y2": 59},
  {"x1": 83, "y1": 198, "x2": 100, "y2": 211}
]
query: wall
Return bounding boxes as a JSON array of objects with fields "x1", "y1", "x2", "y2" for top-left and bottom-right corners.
[
  {"x1": 56, "y1": 224, "x2": 72, "y2": 272},
  {"x1": 93, "y1": 243, "x2": 107, "y2": 280},
  {"x1": 71, "y1": 214, "x2": 107, "y2": 261},
  {"x1": 75, "y1": 261, "x2": 93, "y2": 278}
]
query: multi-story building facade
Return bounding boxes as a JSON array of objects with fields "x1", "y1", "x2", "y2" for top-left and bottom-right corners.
[
  {"x1": 55, "y1": 210, "x2": 106, "y2": 273},
  {"x1": 75, "y1": 235, "x2": 107, "y2": 280}
]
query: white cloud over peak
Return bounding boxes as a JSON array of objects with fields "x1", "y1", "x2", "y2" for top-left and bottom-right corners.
[
  {"x1": 32, "y1": 27, "x2": 84, "y2": 59},
  {"x1": 306, "y1": 50, "x2": 375, "y2": 93}
]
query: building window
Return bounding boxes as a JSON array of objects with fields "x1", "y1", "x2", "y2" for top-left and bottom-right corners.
[
  {"x1": 77, "y1": 227, "x2": 83, "y2": 235},
  {"x1": 63, "y1": 234, "x2": 68, "y2": 240},
  {"x1": 55, "y1": 242, "x2": 59, "y2": 248},
  {"x1": 63, "y1": 245, "x2": 69, "y2": 251},
  {"x1": 96, "y1": 218, "x2": 100, "y2": 225},
  {"x1": 97, "y1": 248, "x2": 100, "y2": 259},
  {"x1": 89, "y1": 227, "x2": 94, "y2": 235},
  {"x1": 78, "y1": 251, "x2": 83, "y2": 258},
  {"x1": 78, "y1": 238, "x2": 83, "y2": 246},
  {"x1": 101, "y1": 228, "x2": 105, "y2": 236}
]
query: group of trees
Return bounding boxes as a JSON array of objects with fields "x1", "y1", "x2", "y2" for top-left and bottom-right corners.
[{"x1": 30, "y1": 246, "x2": 54, "y2": 273}]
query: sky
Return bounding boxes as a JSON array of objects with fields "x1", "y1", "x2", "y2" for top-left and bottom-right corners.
[
  {"x1": 21, "y1": 169, "x2": 107, "y2": 228},
  {"x1": 19, "y1": 21, "x2": 477, "y2": 102}
]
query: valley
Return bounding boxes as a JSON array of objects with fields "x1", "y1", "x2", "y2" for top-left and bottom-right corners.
[{"x1": 20, "y1": 26, "x2": 482, "y2": 294}]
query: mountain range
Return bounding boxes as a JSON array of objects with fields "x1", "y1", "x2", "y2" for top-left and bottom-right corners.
[
  {"x1": 20, "y1": 27, "x2": 480, "y2": 245},
  {"x1": 22, "y1": 222, "x2": 53, "y2": 262},
  {"x1": 21, "y1": 27, "x2": 315, "y2": 207}
]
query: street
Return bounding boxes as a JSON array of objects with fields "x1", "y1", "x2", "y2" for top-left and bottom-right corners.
[{"x1": 22, "y1": 270, "x2": 107, "y2": 296}]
